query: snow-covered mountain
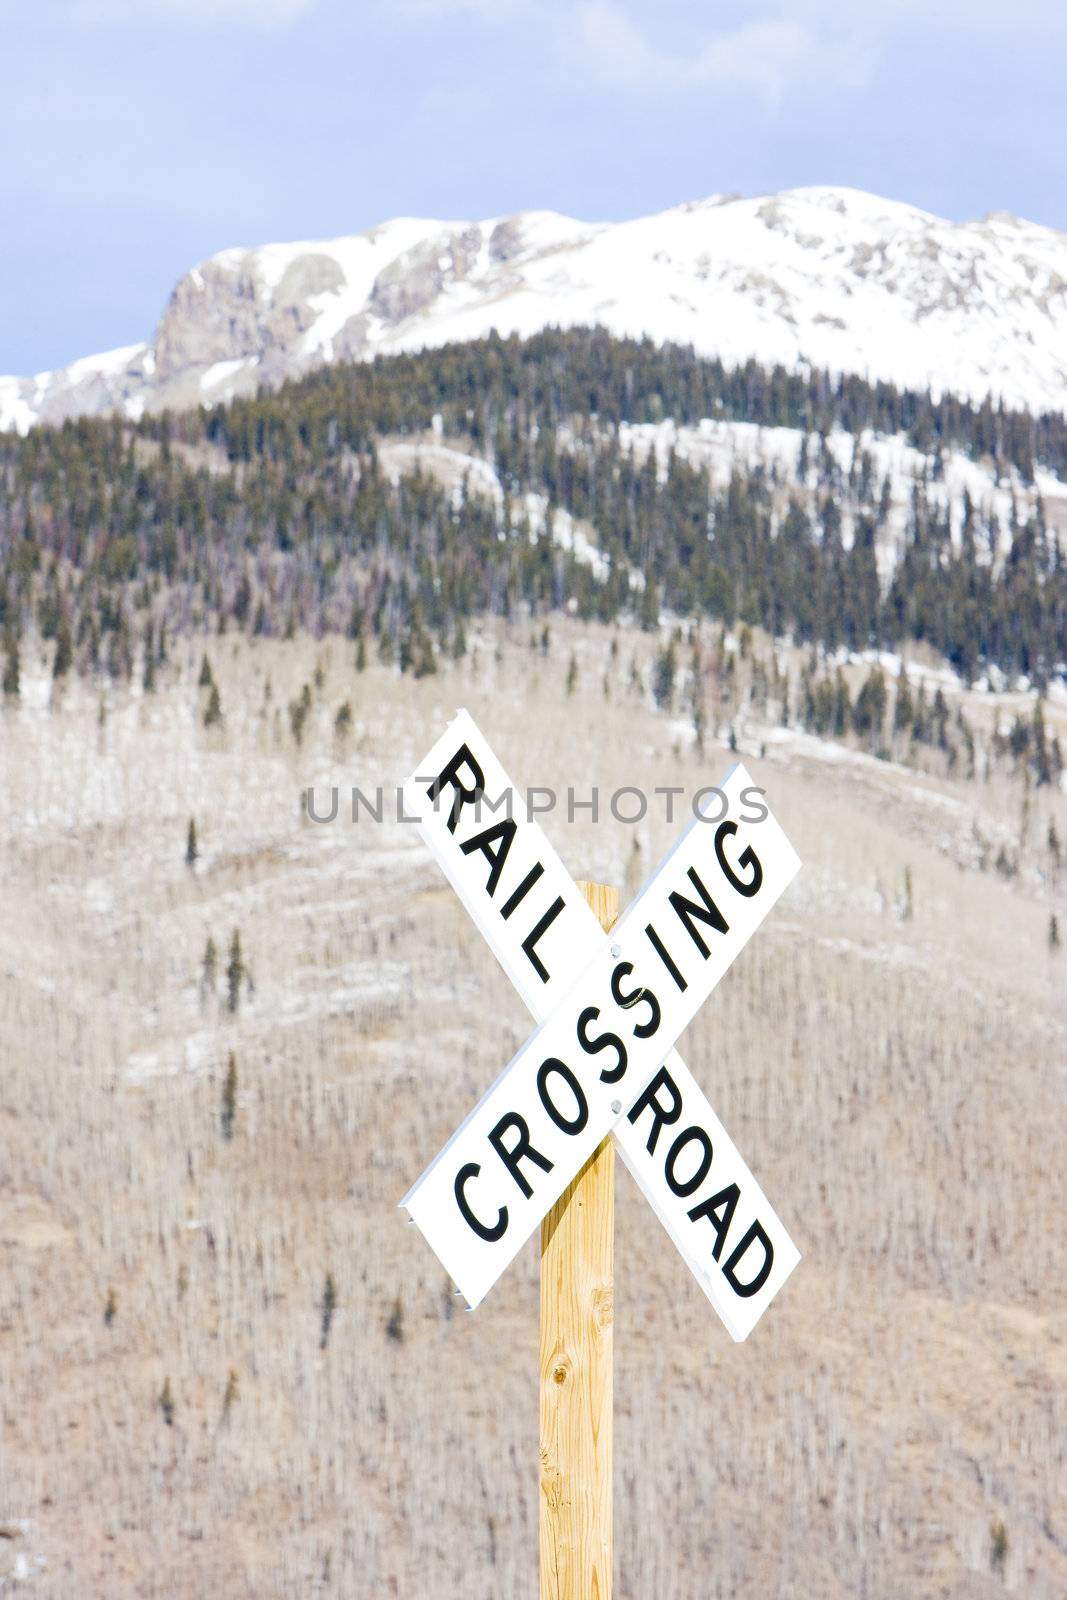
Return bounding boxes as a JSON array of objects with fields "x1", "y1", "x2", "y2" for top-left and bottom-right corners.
[{"x1": 4, "y1": 186, "x2": 1067, "y2": 434}]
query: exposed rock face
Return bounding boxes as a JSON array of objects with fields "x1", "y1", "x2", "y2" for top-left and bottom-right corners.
[
  {"x1": 3, "y1": 186, "x2": 1067, "y2": 433},
  {"x1": 153, "y1": 259, "x2": 261, "y2": 379}
]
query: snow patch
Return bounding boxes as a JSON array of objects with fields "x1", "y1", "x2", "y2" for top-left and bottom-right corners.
[
  {"x1": 9, "y1": 184, "x2": 1067, "y2": 428},
  {"x1": 200, "y1": 356, "x2": 253, "y2": 394}
]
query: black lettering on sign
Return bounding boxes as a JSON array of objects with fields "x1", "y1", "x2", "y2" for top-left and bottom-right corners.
[
  {"x1": 489, "y1": 1111, "x2": 554, "y2": 1198},
  {"x1": 714, "y1": 820, "x2": 763, "y2": 898},
  {"x1": 626, "y1": 1065, "x2": 682, "y2": 1155},
  {"x1": 427, "y1": 744, "x2": 485, "y2": 834},
  {"x1": 521, "y1": 895, "x2": 566, "y2": 983},
  {"x1": 459, "y1": 818, "x2": 517, "y2": 897},
  {"x1": 576, "y1": 1006, "x2": 627, "y2": 1085},
  {"x1": 536, "y1": 1058, "x2": 589, "y2": 1134},
  {"x1": 454, "y1": 1163, "x2": 508, "y2": 1242},
  {"x1": 644, "y1": 921, "x2": 688, "y2": 992},
  {"x1": 500, "y1": 861, "x2": 544, "y2": 920},
  {"x1": 669, "y1": 866, "x2": 729, "y2": 959},
  {"x1": 722, "y1": 1219, "x2": 774, "y2": 1298},
  {"x1": 687, "y1": 1183, "x2": 740, "y2": 1262},
  {"x1": 664, "y1": 1125, "x2": 714, "y2": 1198},
  {"x1": 610, "y1": 961, "x2": 661, "y2": 1039}
]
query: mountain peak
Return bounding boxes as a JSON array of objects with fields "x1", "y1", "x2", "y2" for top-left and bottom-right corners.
[{"x1": 3, "y1": 185, "x2": 1065, "y2": 434}]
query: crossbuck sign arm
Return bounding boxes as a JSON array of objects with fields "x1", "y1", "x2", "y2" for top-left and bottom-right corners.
[{"x1": 400, "y1": 710, "x2": 801, "y2": 1340}]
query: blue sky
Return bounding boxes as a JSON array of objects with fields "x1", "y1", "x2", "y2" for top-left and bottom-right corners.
[{"x1": 2, "y1": 0, "x2": 1066, "y2": 375}]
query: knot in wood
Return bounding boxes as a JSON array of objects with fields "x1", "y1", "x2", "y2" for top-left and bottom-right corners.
[{"x1": 592, "y1": 1284, "x2": 614, "y2": 1330}]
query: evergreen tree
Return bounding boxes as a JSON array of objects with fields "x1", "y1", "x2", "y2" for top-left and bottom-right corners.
[
  {"x1": 385, "y1": 1296, "x2": 404, "y2": 1344},
  {"x1": 203, "y1": 683, "x2": 223, "y2": 727},
  {"x1": 1, "y1": 631, "x2": 18, "y2": 698},
  {"x1": 833, "y1": 672, "x2": 850, "y2": 737},
  {"x1": 932, "y1": 689, "x2": 951, "y2": 752},
  {"x1": 222, "y1": 1368, "x2": 240, "y2": 1422},
  {"x1": 52, "y1": 619, "x2": 73, "y2": 679},
  {"x1": 990, "y1": 1521, "x2": 1008, "y2": 1575},
  {"x1": 901, "y1": 866, "x2": 914, "y2": 922},
  {"x1": 201, "y1": 935, "x2": 217, "y2": 996},
  {"x1": 221, "y1": 1052, "x2": 238, "y2": 1140},
  {"x1": 185, "y1": 818, "x2": 198, "y2": 868},
  {"x1": 320, "y1": 1273, "x2": 338, "y2": 1350},
  {"x1": 852, "y1": 667, "x2": 887, "y2": 745},
  {"x1": 1033, "y1": 702, "x2": 1052, "y2": 785},
  {"x1": 289, "y1": 684, "x2": 311, "y2": 743},
  {"x1": 893, "y1": 669, "x2": 914, "y2": 736},
  {"x1": 226, "y1": 930, "x2": 244, "y2": 1014},
  {"x1": 652, "y1": 641, "x2": 677, "y2": 710},
  {"x1": 412, "y1": 628, "x2": 437, "y2": 678},
  {"x1": 159, "y1": 1377, "x2": 175, "y2": 1427}
]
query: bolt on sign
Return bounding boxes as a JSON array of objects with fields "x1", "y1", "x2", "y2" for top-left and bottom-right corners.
[{"x1": 400, "y1": 710, "x2": 802, "y2": 1340}]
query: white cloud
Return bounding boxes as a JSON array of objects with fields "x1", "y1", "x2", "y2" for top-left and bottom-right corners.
[{"x1": 572, "y1": 2, "x2": 871, "y2": 104}]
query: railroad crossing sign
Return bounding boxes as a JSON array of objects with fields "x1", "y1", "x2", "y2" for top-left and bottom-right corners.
[{"x1": 401, "y1": 710, "x2": 802, "y2": 1339}]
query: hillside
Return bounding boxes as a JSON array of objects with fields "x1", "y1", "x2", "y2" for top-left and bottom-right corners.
[
  {"x1": 3, "y1": 186, "x2": 1067, "y2": 432},
  {"x1": 2, "y1": 322, "x2": 1066, "y2": 1598},
  {"x1": 1, "y1": 618, "x2": 1065, "y2": 1598},
  {"x1": 3, "y1": 332, "x2": 1066, "y2": 701}
]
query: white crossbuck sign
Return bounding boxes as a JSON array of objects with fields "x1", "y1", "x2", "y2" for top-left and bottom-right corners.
[{"x1": 400, "y1": 711, "x2": 802, "y2": 1339}]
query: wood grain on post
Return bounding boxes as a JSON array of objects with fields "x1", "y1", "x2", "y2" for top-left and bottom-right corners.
[{"x1": 539, "y1": 879, "x2": 618, "y2": 1600}]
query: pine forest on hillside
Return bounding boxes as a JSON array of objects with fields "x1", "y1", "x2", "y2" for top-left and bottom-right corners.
[{"x1": 2, "y1": 330, "x2": 1066, "y2": 788}]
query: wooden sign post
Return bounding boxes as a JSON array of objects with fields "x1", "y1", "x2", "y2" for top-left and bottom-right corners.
[
  {"x1": 539, "y1": 882, "x2": 618, "y2": 1600},
  {"x1": 399, "y1": 711, "x2": 805, "y2": 1592}
]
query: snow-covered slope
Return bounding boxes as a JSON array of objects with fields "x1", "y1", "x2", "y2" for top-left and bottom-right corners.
[{"x1": 4, "y1": 186, "x2": 1067, "y2": 433}]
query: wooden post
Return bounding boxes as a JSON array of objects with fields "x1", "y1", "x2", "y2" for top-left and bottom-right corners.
[{"x1": 539, "y1": 880, "x2": 618, "y2": 1600}]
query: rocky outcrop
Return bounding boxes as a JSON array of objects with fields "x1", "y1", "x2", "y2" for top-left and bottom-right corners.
[{"x1": 4, "y1": 186, "x2": 1067, "y2": 433}]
